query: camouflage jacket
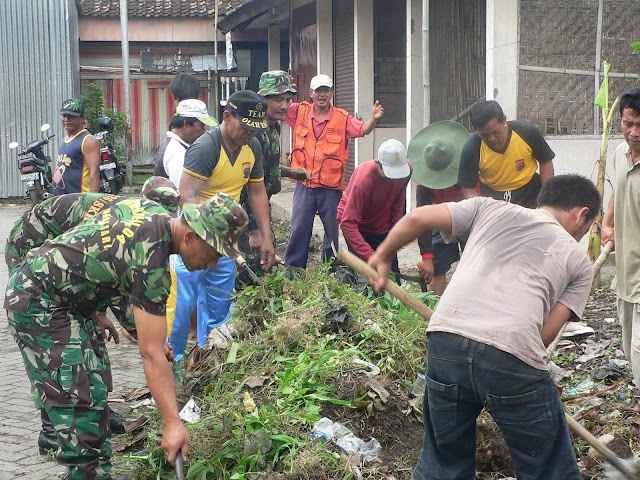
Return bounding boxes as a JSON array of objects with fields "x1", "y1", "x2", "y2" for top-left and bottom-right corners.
[
  {"x1": 240, "y1": 122, "x2": 281, "y2": 231},
  {"x1": 5, "y1": 193, "x2": 120, "y2": 275},
  {"x1": 4, "y1": 198, "x2": 173, "y2": 318},
  {"x1": 259, "y1": 122, "x2": 282, "y2": 197}
]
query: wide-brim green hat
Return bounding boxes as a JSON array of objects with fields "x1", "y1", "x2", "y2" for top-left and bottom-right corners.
[
  {"x1": 408, "y1": 120, "x2": 470, "y2": 189},
  {"x1": 181, "y1": 193, "x2": 248, "y2": 258}
]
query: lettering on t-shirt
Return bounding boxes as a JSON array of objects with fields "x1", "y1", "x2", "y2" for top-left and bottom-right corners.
[{"x1": 83, "y1": 194, "x2": 119, "y2": 221}]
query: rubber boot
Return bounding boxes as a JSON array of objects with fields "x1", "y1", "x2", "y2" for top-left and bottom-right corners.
[
  {"x1": 109, "y1": 407, "x2": 127, "y2": 434},
  {"x1": 38, "y1": 409, "x2": 59, "y2": 455}
]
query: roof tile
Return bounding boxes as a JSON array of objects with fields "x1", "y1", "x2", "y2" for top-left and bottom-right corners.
[{"x1": 75, "y1": 0, "x2": 251, "y2": 18}]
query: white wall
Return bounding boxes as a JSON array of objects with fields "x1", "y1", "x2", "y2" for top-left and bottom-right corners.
[
  {"x1": 316, "y1": 1, "x2": 333, "y2": 76},
  {"x1": 486, "y1": 0, "x2": 519, "y2": 117},
  {"x1": 546, "y1": 135, "x2": 625, "y2": 213},
  {"x1": 354, "y1": 0, "x2": 375, "y2": 166}
]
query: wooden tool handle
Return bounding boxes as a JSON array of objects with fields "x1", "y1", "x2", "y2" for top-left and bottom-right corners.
[
  {"x1": 336, "y1": 249, "x2": 434, "y2": 320},
  {"x1": 593, "y1": 241, "x2": 614, "y2": 277},
  {"x1": 564, "y1": 414, "x2": 636, "y2": 479}
]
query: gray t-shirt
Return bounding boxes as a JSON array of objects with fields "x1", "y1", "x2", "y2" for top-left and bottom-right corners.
[{"x1": 428, "y1": 197, "x2": 593, "y2": 370}]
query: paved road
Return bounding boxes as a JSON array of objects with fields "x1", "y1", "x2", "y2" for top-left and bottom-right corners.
[{"x1": 0, "y1": 203, "x2": 146, "y2": 479}]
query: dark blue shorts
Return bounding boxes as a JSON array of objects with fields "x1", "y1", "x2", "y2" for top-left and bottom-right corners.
[{"x1": 432, "y1": 231, "x2": 462, "y2": 276}]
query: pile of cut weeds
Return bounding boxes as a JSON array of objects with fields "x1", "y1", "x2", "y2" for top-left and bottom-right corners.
[
  {"x1": 124, "y1": 264, "x2": 439, "y2": 479},
  {"x1": 122, "y1": 258, "x2": 640, "y2": 480}
]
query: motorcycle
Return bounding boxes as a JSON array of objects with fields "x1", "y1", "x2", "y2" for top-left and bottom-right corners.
[
  {"x1": 95, "y1": 116, "x2": 124, "y2": 195},
  {"x1": 9, "y1": 124, "x2": 55, "y2": 204}
]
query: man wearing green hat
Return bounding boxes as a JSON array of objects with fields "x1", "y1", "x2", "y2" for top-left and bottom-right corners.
[
  {"x1": 5, "y1": 191, "x2": 248, "y2": 479},
  {"x1": 409, "y1": 121, "x2": 473, "y2": 295},
  {"x1": 5, "y1": 176, "x2": 180, "y2": 457},
  {"x1": 458, "y1": 100, "x2": 555, "y2": 208},
  {"x1": 173, "y1": 90, "x2": 275, "y2": 359},
  {"x1": 237, "y1": 71, "x2": 311, "y2": 280}
]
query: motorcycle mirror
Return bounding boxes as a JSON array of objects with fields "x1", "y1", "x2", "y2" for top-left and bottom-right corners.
[
  {"x1": 9, "y1": 142, "x2": 19, "y2": 149},
  {"x1": 41, "y1": 124, "x2": 50, "y2": 132}
]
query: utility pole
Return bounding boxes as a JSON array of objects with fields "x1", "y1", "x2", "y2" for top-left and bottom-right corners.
[{"x1": 120, "y1": 0, "x2": 133, "y2": 186}]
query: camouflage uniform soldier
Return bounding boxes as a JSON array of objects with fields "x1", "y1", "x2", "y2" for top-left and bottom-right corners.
[
  {"x1": 4, "y1": 177, "x2": 180, "y2": 458},
  {"x1": 237, "y1": 71, "x2": 310, "y2": 282},
  {"x1": 5, "y1": 188, "x2": 233, "y2": 480},
  {"x1": 6, "y1": 176, "x2": 180, "y2": 275}
]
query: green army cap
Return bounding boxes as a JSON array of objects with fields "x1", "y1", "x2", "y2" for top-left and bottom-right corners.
[
  {"x1": 181, "y1": 193, "x2": 248, "y2": 258},
  {"x1": 257, "y1": 70, "x2": 297, "y2": 97},
  {"x1": 140, "y1": 176, "x2": 181, "y2": 213}
]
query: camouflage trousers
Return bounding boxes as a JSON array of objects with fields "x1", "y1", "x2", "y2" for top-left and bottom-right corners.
[{"x1": 5, "y1": 272, "x2": 112, "y2": 480}]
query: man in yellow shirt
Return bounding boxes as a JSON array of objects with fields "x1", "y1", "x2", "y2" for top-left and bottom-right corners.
[
  {"x1": 458, "y1": 100, "x2": 555, "y2": 208},
  {"x1": 169, "y1": 90, "x2": 274, "y2": 359}
]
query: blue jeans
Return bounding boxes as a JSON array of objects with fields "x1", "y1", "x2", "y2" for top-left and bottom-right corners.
[
  {"x1": 168, "y1": 255, "x2": 236, "y2": 360},
  {"x1": 414, "y1": 332, "x2": 581, "y2": 480},
  {"x1": 285, "y1": 183, "x2": 342, "y2": 268}
]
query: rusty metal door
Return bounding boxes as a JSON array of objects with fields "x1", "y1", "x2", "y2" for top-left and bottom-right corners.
[{"x1": 291, "y1": 1, "x2": 317, "y2": 103}]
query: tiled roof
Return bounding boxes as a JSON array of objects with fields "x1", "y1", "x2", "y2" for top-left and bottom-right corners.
[{"x1": 75, "y1": 0, "x2": 252, "y2": 18}]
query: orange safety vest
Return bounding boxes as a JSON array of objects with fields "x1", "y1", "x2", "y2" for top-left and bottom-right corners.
[{"x1": 289, "y1": 102, "x2": 350, "y2": 190}]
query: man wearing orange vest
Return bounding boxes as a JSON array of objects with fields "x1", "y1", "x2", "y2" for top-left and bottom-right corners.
[{"x1": 285, "y1": 74, "x2": 384, "y2": 269}]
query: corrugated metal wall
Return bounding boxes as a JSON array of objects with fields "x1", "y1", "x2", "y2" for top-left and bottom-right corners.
[
  {"x1": 0, "y1": 0, "x2": 80, "y2": 198},
  {"x1": 333, "y1": 0, "x2": 355, "y2": 182},
  {"x1": 80, "y1": 43, "x2": 212, "y2": 165}
]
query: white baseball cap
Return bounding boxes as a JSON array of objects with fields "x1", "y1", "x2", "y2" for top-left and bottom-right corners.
[
  {"x1": 310, "y1": 74, "x2": 333, "y2": 91},
  {"x1": 378, "y1": 139, "x2": 410, "y2": 179},
  {"x1": 175, "y1": 99, "x2": 219, "y2": 127}
]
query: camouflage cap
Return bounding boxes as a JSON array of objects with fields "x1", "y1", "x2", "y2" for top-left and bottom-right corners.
[
  {"x1": 257, "y1": 70, "x2": 297, "y2": 97},
  {"x1": 140, "y1": 176, "x2": 180, "y2": 213},
  {"x1": 181, "y1": 193, "x2": 248, "y2": 258}
]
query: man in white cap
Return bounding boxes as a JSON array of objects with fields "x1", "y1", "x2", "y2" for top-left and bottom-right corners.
[
  {"x1": 337, "y1": 139, "x2": 411, "y2": 276},
  {"x1": 162, "y1": 99, "x2": 218, "y2": 187},
  {"x1": 284, "y1": 73, "x2": 385, "y2": 271},
  {"x1": 409, "y1": 121, "x2": 472, "y2": 295}
]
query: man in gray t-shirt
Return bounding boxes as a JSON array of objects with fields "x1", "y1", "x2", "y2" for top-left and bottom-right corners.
[{"x1": 370, "y1": 174, "x2": 600, "y2": 480}]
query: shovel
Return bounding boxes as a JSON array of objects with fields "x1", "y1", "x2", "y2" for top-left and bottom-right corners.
[
  {"x1": 175, "y1": 450, "x2": 185, "y2": 480},
  {"x1": 235, "y1": 254, "x2": 264, "y2": 287},
  {"x1": 564, "y1": 415, "x2": 639, "y2": 480},
  {"x1": 336, "y1": 249, "x2": 434, "y2": 320}
]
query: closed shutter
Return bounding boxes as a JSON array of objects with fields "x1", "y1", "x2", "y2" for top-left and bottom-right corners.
[{"x1": 332, "y1": 0, "x2": 355, "y2": 185}]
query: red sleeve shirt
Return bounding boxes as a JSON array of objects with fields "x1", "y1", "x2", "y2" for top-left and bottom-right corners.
[{"x1": 337, "y1": 160, "x2": 411, "y2": 261}]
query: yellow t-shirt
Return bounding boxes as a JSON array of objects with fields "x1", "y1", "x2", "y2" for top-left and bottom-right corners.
[{"x1": 181, "y1": 128, "x2": 264, "y2": 202}]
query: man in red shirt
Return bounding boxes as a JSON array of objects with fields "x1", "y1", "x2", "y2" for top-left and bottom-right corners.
[
  {"x1": 337, "y1": 139, "x2": 411, "y2": 275},
  {"x1": 410, "y1": 121, "x2": 471, "y2": 295}
]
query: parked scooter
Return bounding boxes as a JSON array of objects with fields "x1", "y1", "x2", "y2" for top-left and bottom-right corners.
[
  {"x1": 9, "y1": 124, "x2": 55, "y2": 204},
  {"x1": 95, "y1": 116, "x2": 124, "y2": 194}
]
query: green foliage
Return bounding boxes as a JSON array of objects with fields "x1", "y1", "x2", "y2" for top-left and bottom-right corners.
[
  {"x1": 80, "y1": 83, "x2": 127, "y2": 162},
  {"x1": 126, "y1": 266, "x2": 432, "y2": 479}
]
